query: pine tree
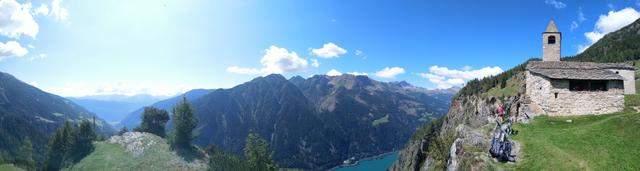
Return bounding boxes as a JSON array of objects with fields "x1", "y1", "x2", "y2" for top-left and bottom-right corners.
[
  {"x1": 135, "y1": 107, "x2": 170, "y2": 137},
  {"x1": 45, "y1": 121, "x2": 73, "y2": 171},
  {"x1": 244, "y1": 132, "x2": 277, "y2": 171},
  {"x1": 68, "y1": 120, "x2": 97, "y2": 162},
  {"x1": 171, "y1": 97, "x2": 198, "y2": 149},
  {"x1": 17, "y1": 137, "x2": 35, "y2": 169}
]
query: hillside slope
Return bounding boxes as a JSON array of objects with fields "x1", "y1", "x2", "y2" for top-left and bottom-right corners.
[
  {"x1": 0, "y1": 72, "x2": 114, "y2": 163},
  {"x1": 566, "y1": 18, "x2": 640, "y2": 63},
  {"x1": 66, "y1": 132, "x2": 208, "y2": 171}
]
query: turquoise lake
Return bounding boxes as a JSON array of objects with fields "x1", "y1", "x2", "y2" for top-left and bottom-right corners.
[{"x1": 333, "y1": 153, "x2": 398, "y2": 171}]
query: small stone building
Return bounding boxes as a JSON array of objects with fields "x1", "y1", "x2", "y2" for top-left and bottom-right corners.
[{"x1": 525, "y1": 20, "x2": 636, "y2": 116}]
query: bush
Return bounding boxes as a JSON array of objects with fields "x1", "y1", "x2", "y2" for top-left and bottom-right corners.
[{"x1": 135, "y1": 107, "x2": 170, "y2": 137}]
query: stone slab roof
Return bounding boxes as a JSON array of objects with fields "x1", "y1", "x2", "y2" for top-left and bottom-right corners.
[
  {"x1": 529, "y1": 68, "x2": 624, "y2": 80},
  {"x1": 526, "y1": 61, "x2": 634, "y2": 70},
  {"x1": 545, "y1": 20, "x2": 559, "y2": 32}
]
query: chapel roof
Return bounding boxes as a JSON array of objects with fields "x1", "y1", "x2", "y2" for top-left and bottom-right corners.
[
  {"x1": 526, "y1": 61, "x2": 634, "y2": 80},
  {"x1": 526, "y1": 61, "x2": 634, "y2": 70},
  {"x1": 528, "y1": 68, "x2": 624, "y2": 80}
]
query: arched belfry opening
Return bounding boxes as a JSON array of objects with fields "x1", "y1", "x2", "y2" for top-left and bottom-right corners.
[{"x1": 548, "y1": 36, "x2": 556, "y2": 44}]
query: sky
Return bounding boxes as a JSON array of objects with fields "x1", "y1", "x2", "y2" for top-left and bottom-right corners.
[{"x1": 1, "y1": 0, "x2": 640, "y2": 97}]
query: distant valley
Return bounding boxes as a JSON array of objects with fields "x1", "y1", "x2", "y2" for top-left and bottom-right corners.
[{"x1": 68, "y1": 94, "x2": 165, "y2": 126}]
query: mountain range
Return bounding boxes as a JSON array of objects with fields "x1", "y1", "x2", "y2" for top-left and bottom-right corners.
[
  {"x1": 0, "y1": 72, "x2": 114, "y2": 163},
  {"x1": 114, "y1": 74, "x2": 454, "y2": 170}
]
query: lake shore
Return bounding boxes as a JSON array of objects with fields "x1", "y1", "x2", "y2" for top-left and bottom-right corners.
[{"x1": 329, "y1": 151, "x2": 398, "y2": 171}]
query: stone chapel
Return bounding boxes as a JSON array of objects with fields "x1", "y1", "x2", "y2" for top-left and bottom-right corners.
[{"x1": 525, "y1": 20, "x2": 636, "y2": 116}]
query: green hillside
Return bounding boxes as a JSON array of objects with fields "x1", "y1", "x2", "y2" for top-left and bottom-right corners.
[
  {"x1": 0, "y1": 164, "x2": 25, "y2": 171},
  {"x1": 65, "y1": 132, "x2": 208, "y2": 171},
  {"x1": 506, "y1": 111, "x2": 640, "y2": 170}
]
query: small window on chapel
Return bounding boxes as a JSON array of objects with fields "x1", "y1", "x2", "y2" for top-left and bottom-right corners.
[{"x1": 548, "y1": 36, "x2": 556, "y2": 44}]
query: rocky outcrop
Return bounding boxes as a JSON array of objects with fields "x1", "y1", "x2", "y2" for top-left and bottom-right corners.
[{"x1": 391, "y1": 83, "x2": 526, "y2": 171}]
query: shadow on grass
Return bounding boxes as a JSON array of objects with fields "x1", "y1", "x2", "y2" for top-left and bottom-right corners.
[{"x1": 174, "y1": 146, "x2": 206, "y2": 162}]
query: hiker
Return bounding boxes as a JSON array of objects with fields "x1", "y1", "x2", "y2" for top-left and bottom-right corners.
[{"x1": 497, "y1": 104, "x2": 505, "y2": 122}]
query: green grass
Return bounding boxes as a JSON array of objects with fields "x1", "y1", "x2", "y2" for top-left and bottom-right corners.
[
  {"x1": 0, "y1": 164, "x2": 25, "y2": 171},
  {"x1": 635, "y1": 80, "x2": 640, "y2": 94},
  {"x1": 372, "y1": 115, "x2": 389, "y2": 126},
  {"x1": 65, "y1": 134, "x2": 207, "y2": 171},
  {"x1": 509, "y1": 112, "x2": 640, "y2": 170},
  {"x1": 484, "y1": 72, "x2": 523, "y2": 97},
  {"x1": 625, "y1": 94, "x2": 640, "y2": 107}
]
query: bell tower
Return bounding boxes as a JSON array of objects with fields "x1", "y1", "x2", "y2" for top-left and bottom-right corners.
[{"x1": 542, "y1": 20, "x2": 561, "y2": 61}]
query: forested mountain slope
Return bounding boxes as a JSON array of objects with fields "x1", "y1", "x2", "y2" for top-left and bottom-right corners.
[{"x1": 0, "y1": 72, "x2": 114, "y2": 164}]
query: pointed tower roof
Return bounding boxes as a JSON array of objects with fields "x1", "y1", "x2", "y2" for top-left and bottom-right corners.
[{"x1": 545, "y1": 20, "x2": 559, "y2": 32}]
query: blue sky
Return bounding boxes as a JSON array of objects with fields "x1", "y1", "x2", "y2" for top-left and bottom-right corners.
[{"x1": 1, "y1": 0, "x2": 640, "y2": 97}]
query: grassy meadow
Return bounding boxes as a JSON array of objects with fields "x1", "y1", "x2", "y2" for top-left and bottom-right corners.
[{"x1": 507, "y1": 111, "x2": 640, "y2": 170}]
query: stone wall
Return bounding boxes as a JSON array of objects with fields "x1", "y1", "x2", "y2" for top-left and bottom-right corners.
[
  {"x1": 607, "y1": 69, "x2": 636, "y2": 94},
  {"x1": 526, "y1": 71, "x2": 624, "y2": 116},
  {"x1": 542, "y1": 33, "x2": 561, "y2": 61},
  {"x1": 526, "y1": 71, "x2": 551, "y2": 113}
]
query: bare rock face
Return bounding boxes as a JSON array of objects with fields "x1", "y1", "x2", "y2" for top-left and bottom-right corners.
[
  {"x1": 108, "y1": 132, "x2": 158, "y2": 157},
  {"x1": 105, "y1": 132, "x2": 209, "y2": 171},
  {"x1": 391, "y1": 93, "x2": 526, "y2": 171}
]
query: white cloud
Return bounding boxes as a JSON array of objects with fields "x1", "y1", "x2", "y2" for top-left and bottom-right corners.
[
  {"x1": 311, "y1": 42, "x2": 347, "y2": 58},
  {"x1": 570, "y1": 7, "x2": 586, "y2": 31},
  {"x1": 544, "y1": 0, "x2": 566, "y2": 9},
  {"x1": 579, "y1": 7, "x2": 640, "y2": 53},
  {"x1": 428, "y1": 65, "x2": 502, "y2": 80},
  {"x1": 0, "y1": 41, "x2": 28, "y2": 59},
  {"x1": 0, "y1": 0, "x2": 39, "y2": 39},
  {"x1": 347, "y1": 72, "x2": 368, "y2": 76},
  {"x1": 419, "y1": 65, "x2": 503, "y2": 89},
  {"x1": 326, "y1": 69, "x2": 342, "y2": 76},
  {"x1": 578, "y1": 7, "x2": 586, "y2": 22},
  {"x1": 419, "y1": 73, "x2": 465, "y2": 89},
  {"x1": 311, "y1": 58, "x2": 320, "y2": 67},
  {"x1": 227, "y1": 45, "x2": 310, "y2": 75},
  {"x1": 355, "y1": 50, "x2": 363, "y2": 56},
  {"x1": 28, "y1": 53, "x2": 46, "y2": 61},
  {"x1": 33, "y1": 3, "x2": 49, "y2": 16},
  {"x1": 374, "y1": 67, "x2": 405, "y2": 79},
  {"x1": 570, "y1": 21, "x2": 579, "y2": 31},
  {"x1": 44, "y1": 82, "x2": 195, "y2": 97},
  {"x1": 50, "y1": 0, "x2": 68, "y2": 21},
  {"x1": 461, "y1": 65, "x2": 472, "y2": 71}
]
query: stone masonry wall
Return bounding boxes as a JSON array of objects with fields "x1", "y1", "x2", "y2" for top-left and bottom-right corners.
[
  {"x1": 607, "y1": 69, "x2": 636, "y2": 94},
  {"x1": 526, "y1": 71, "x2": 551, "y2": 113},
  {"x1": 542, "y1": 33, "x2": 561, "y2": 61},
  {"x1": 526, "y1": 71, "x2": 625, "y2": 116}
]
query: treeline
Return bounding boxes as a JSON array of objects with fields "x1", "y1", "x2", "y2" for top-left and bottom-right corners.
[
  {"x1": 456, "y1": 59, "x2": 536, "y2": 97},
  {"x1": 133, "y1": 97, "x2": 278, "y2": 171},
  {"x1": 206, "y1": 131, "x2": 277, "y2": 171},
  {"x1": 44, "y1": 120, "x2": 97, "y2": 171}
]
